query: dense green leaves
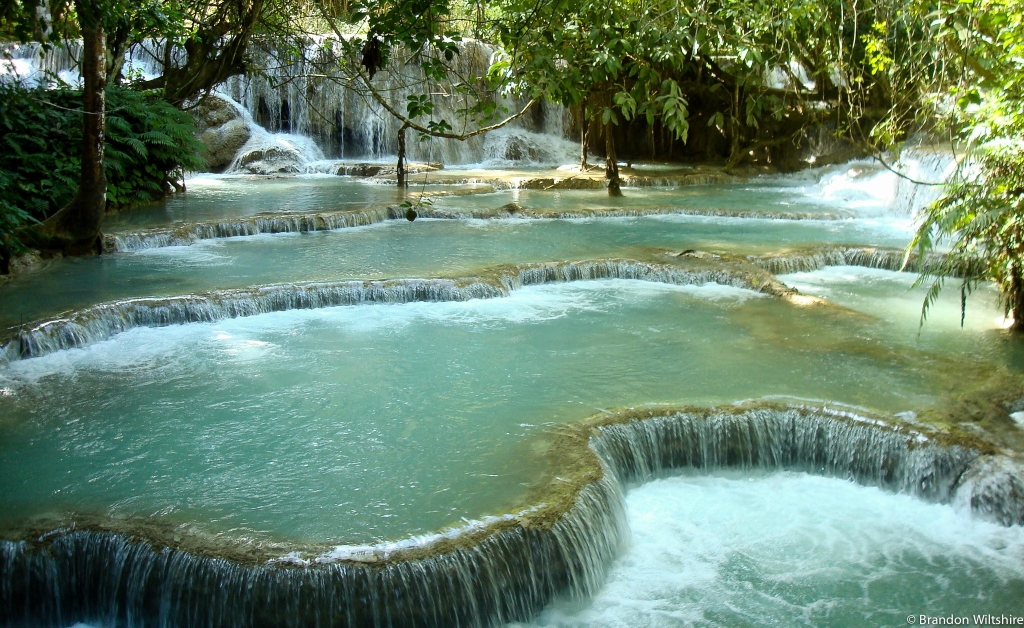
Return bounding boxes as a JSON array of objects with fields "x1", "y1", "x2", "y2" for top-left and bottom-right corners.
[
  {"x1": 906, "y1": 0, "x2": 1024, "y2": 328},
  {"x1": 0, "y1": 84, "x2": 203, "y2": 256}
]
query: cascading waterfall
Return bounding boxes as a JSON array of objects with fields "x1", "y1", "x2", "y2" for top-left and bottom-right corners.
[
  {"x1": 103, "y1": 205, "x2": 408, "y2": 251},
  {"x1": 749, "y1": 246, "x2": 949, "y2": 276},
  {"x1": 0, "y1": 41, "x2": 82, "y2": 86},
  {"x1": 0, "y1": 472, "x2": 629, "y2": 628},
  {"x1": 0, "y1": 258, "x2": 775, "y2": 363},
  {"x1": 101, "y1": 200, "x2": 860, "y2": 253},
  {"x1": 2, "y1": 405, "x2": 1021, "y2": 628},
  {"x1": 221, "y1": 39, "x2": 577, "y2": 165},
  {"x1": 811, "y1": 149, "x2": 957, "y2": 215}
]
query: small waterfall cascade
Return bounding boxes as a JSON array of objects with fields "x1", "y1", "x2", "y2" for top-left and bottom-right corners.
[
  {"x1": 0, "y1": 41, "x2": 82, "y2": 86},
  {"x1": 749, "y1": 246, "x2": 950, "y2": 276},
  {"x1": 216, "y1": 94, "x2": 327, "y2": 174},
  {"x1": 3, "y1": 37, "x2": 578, "y2": 166},
  {"x1": 103, "y1": 205, "x2": 407, "y2": 251},
  {"x1": 811, "y1": 149, "x2": 958, "y2": 215},
  {"x1": 591, "y1": 409, "x2": 975, "y2": 502},
  {"x1": 1, "y1": 406, "x2": 1021, "y2": 627},
  {"x1": 0, "y1": 259, "x2": 770, "y2": 363}
]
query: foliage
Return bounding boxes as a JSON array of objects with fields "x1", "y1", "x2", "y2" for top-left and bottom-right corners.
[
  {"x1": 906, "y1": 0, "x2": 1024, "y2": 328},
  {"x1": 0, "y1": 83, "x2": 203, "y2": 256}
]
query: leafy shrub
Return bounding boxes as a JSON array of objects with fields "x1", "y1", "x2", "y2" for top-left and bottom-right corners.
[{"x1": 0, "y1": 83, "x2": 204, "y2": 256}]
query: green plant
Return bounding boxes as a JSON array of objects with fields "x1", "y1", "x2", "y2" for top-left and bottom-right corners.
[
  {"x1": 104, "y1": 88, "x2": 205, "y2": 208},
  {"x1": 0, "y1": 83, "x2": 203, "y2": 257},
  {"x1": 907, "y1": 0, "x2": 1024, "y2": 330}
]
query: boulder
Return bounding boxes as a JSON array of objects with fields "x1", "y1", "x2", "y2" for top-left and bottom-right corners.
[
  {"x1": 194, "y1": 95, "x2": 251, "y2": 172},
  {"x1": 233, "y1": 144, "x2": 305, "y2": 175}
]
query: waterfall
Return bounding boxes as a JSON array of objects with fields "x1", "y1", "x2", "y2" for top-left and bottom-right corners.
[
  {"x1": 592, "y1": 408, "x2": 973, "y2": 502},
  {"x1": 102, "y1": 199, "x2": 874, "y2": 253},
  {"x1": 0, "y1": 474, "x2": 628, "y2": 628},
  {"x1": 104, "y1": 206, "x2": 406, "y2": 251},
  {"x1": 218, "y1": 39, "x2": 576, "y2": 165},
  {"x1": 749, "y1": 246, "x2": 950, "y2": 276},
  {"x1": 0, "y1": 259, "x2": 780, "y2": 363},
  {"x1": 2, "y1": 405, "x2": 1021, "y2": 627},
  {"x1": 811, "y1": 149, "x2": 958, "y2": 215},
  {"x1": 4, "y1": 37, "x2": 577, "y2": 166},
  {"x1": 0, "y1": 41, "x2": 82, "y2": 86}
]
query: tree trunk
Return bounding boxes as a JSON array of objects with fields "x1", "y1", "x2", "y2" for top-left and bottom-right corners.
[
  {"x1": 604, "y1": 123, "x2": 622, "y2": 197},
  {"x1": 580, "y1": 100, "x2": 589, "y2": 170},
  {"x1": 1008, "y1": 265, "x2": 1024, "y2": 331},
  {"x1": 396, "y1": 123, "x2": 409, "y2": 187},
  {"x1": 727, "y1": 81, "x2": 742, "y2": 166},
  {"x1": 580, "y1": 121, "x2": 589, "y2": 171},
  {"x1": 25, "y1": 0, "x2": 106, "y2": 255}
]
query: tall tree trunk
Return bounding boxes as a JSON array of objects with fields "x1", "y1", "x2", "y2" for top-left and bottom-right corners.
[
  {"x1": 727, "y1": 81, "x2": 741, "y2": 166},
  {"x1": 396, "y1": 122, "x2": 409, "y2": 187},
  {"x1": 580, "y1": 100, "x2": 589, "y2": 170},
  {"x1": 26, "y1": 0, "x2": 106, "y2": 255},
  {"x1": 604, "y1": 123, "x2": 622, "y2": 197},
  {"x1": 1008, "y1": 265, "x2": 1024, "y2": 331}
]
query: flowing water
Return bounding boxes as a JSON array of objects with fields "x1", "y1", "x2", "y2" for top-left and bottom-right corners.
[
  {"x1": 518, "y1": 470, "x2": 1024, "y2": 628},
  {"x1": 1, "y1": 176, "x2": 918, "y2": 331},
  {"x1": 1, "y1": 279, "x2": 965, "y2": 543},
  {"x1": 3, "y1": 157, "x2": 1024, "y2": 627},
  {"x1": 100, "y1": 176, "x2": 480, "y2": 229}
]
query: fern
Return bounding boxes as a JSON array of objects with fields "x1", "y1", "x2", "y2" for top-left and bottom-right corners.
[{"x1": 0, "y1": 83, "x2": 203, "y2": 257}]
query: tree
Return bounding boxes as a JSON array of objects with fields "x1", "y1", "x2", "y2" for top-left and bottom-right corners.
[
  {"x1": 905, "y1": 0, "x2": 1024, "y2": 330},
  {"x1": 2, "y1": 0, "x2": 288, "y2": 256},
  {"x1": 494, "y1": 0, "x2": 691, "y2": 194},
  {"x1": 309, "y1": 0, "x2": 537, "y2": 187},
  {"x1": 21, "y1": 0, "x2": 109, "y2": 255}
]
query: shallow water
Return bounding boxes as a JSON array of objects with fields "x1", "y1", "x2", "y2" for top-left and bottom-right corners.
[
  {"x1": 518, "y1": 470, "x2": 1024, "y2": 627},
  {"x1": 780, "y1": 266, "x2": 1024, "y2": 363},
  {"x1": 101, "y1": 176, "x2": 489, "y2": 229},
  {"x1": 0, "y1": 279, "x2": 971, "y2": 544},
  {"x1": 430, "y1": 182, "x2": 880, "y2": 217},
  {"x1": 0, "y1": 213, "x2": 913, "y2": 330}
]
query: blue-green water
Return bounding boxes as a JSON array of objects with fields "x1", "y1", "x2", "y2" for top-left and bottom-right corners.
[
  {"x1": 1, "y1": 279, "x2": 963, "y2": 543},
  {"x1": 1, "y1": 214, "x2": 913, "y2": 330},
  {"x1": 2, "y1": 169, "x2": 1022, "y2": 625}
]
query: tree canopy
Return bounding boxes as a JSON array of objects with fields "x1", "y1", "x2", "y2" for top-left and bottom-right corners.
[{"x1": 4, "y1": 0, "x2": 1024, "y2": 327}]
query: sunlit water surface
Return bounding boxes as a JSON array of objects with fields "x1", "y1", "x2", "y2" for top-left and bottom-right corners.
[
  {"x1": 101, "y1": 175, "x2": 490, "y2": 229},
  {"x1": 0, "y1": 280, "x2": 983, "y2": 543}
]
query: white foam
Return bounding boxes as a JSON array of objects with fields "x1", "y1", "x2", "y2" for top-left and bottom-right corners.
[
  {"x1": 780, "y1": 265, "x2": 912, "y2": 294},
  {"x1": 129, "y1": 244, "x2": 231, "y2": 266},
  {"x1": 518, "y1": 471, "x2": 1024, "y2": 627},
  {"x1": 794, "y1": 152, "x2": 957, "y2": 217}
]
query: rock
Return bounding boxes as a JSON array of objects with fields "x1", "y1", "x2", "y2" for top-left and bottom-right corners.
[
  {"x1": 499, "y1": 202, "x2": 525, "y2": 214},
  {"x1": 3, "y1": 249, "x2": 52, "y2": 279},
  {"x1": 514, "y1": 177, "x2": 605, "y2": 190},
  {"x1": 234, "y1": 144, "x2": 305, "y2": 175},
  {"x1": 231, "y1": 134, "x2": 325, "y2": 175},
  {"x1": 194, "y1": 95, "x2": 251, "y2": 172}
]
